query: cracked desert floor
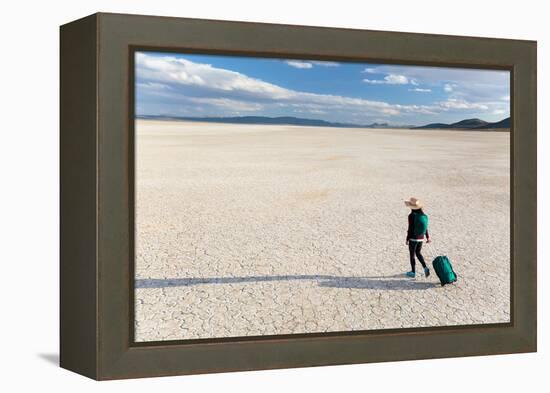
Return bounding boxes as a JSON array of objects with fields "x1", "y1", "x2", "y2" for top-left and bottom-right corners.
[{"x1": 134, "y1": 119, "x2": 510, "y2": 342}]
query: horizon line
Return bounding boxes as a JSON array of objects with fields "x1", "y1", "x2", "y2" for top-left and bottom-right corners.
[{"x1": 135, "y1": 113, "x2": 511, "y2": 130}]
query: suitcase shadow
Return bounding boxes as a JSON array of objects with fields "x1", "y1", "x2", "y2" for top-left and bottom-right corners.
[{"x1": 318, "y1": 277, "x2": 438, "y2": 290}]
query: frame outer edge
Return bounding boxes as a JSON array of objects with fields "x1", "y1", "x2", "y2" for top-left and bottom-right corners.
[
  {"x1": 60, "y1": 14, "x2": 100, "y2": 379},
  {"x1": 92, "y1": 13, "x2": 537, "y2": 380},
  {"x1": 514, "y1": 41, "x2": 537, "y2": 351}
]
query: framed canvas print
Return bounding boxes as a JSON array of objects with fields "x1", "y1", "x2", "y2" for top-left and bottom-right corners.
[{"x1": 60, "y1": 12, "x2": 537, "y2": 380}]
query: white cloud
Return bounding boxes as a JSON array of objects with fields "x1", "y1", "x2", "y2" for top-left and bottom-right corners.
[
  {"x1": 136, "y1": 52, "x2": 294, "y2": 100},
  {"x1": 409, "y1": 88, "x2": 432, "y2": 93},
  {"x1": 285, "y1": 60, "x2": 313, "y2": 69},
  {"x1": 363, "y1": 74, "x2": 410, "y2": 85},
  {"x1": 493, "y1": 109, "x2": 506, "y2": 115},
  {"x1": 365, "y1": 65, "x2": 509, "y2": 87},
  {"x1": 437, "y1": 98, "x2": 488, "y2": 110},
  {"x1": 294, "y1": 108, "x2": 328, "y2": 114},
  {"x1": 136, "y1": 82, "x2": 172, "y2": 90},
  {"x1": 186, "y1": 97, "x2": 264, "y2": 112},
  {"x1": 362, "y1": 79, "x2": 384, "y2": 84},
  {"x1": 365, "y1": 65, "x2": 509, "y2": 109},
  {"x1": 284, "y1": 60, "x2": 340, "y2": 68},
  {"x1": 500, "y1": 95, "x2": 510, "y2": 101},
  {"x1": 311, "y1": 61, "x2": 340, "y2": 67},
  {"x1": 137, "y1": 53, "x2": 425, "y2": 116},
  {"x1": 363, "y1": 74, "x2": 420, "y2": 86},
  {"x1": 361, "y1": 67, "x2": 378, "y2": 74},
  {"x1": 381, "y1": 108, "x2": 400, "y2": 115},
  {"x1": 385, "y1": 74, "x2": 410, "y2": 84}
]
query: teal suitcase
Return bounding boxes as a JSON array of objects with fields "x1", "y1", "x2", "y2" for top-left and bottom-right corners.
[{"x1": 432, "y1": 255, "x2": 457, "y2": 286}]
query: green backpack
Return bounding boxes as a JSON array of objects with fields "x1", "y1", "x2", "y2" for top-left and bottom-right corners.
[{"x1": 412, "y1": 212, "x2": 429, "y2": 238}]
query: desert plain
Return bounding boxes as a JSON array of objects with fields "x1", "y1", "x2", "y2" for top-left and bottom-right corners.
[{"x1": 134, "y1": 119, "x2": 510, "y2": 342}]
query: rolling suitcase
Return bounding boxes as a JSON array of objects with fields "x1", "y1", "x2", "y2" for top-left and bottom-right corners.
[{"x1": 426, "y1": 243, "x2": 457, "y2": 286}]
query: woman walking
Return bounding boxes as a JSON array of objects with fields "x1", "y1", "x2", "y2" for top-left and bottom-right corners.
[{"x1": 404, "y1": 197, "x2": 431, "y2": 278}]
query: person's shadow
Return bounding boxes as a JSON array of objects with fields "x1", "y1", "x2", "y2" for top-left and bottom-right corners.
[{"x1": 135, "y1": 274, "x2": 438, "y2": 291}]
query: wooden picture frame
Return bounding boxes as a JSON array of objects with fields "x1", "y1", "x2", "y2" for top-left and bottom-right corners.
[{"x1": 60, "y1": 12, "x2": 537, "y2": 380}]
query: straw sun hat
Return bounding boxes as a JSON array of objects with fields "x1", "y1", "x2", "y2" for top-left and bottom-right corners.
[{"x1": 404, "y1": 197, "x2": 423, "y2": 210}]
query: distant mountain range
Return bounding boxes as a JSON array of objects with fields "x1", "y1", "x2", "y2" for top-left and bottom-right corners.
[
  {"x1": 137, "y1": 115, "x2": 411, "y2": 129},
  {"x1": 413, "y1": 117, "x2": 510, "y2": 130},
  {"x1": 137, "y1": 114, "x2": 510, "y2": 131},
  {"x1": 472, "y1": 117, "x2": 510, "y2": 130}
]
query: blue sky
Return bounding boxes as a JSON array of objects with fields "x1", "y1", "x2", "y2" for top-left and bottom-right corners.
[{"x1": 135, "y1": 51, "x2": 510, "y2": 126}]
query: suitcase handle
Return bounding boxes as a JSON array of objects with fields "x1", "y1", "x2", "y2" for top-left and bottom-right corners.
[{"x1": 425, "y1": 241, "x2": 439, "y2": 259}]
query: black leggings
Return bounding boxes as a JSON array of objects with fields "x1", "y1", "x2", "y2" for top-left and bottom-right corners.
[{"x1": 408, "y1": 241, "x2": 427, "y2": 272}]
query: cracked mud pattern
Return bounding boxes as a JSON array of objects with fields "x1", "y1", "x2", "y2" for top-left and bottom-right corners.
[{"x1": 134, "y1": 120, "x2": 510, "y2": 342}]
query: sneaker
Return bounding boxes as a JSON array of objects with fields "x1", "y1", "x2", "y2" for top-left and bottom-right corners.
[
  {"x1": 424, "y1": 267, "x2": 430, "y2": 277},
  {"x1": 405, "y1": 271, "x2": 416, "y2": 278}
]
